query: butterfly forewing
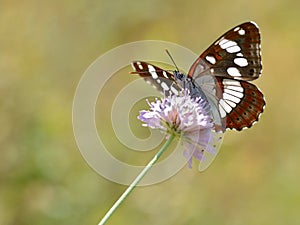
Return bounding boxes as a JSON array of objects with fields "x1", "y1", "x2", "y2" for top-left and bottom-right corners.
[
  {"x1": 188, "y1": 22, "x2": 262, "y2": 81},
  {"x1": 131, "y1": 61, "x2": 181, "y2": 95}
]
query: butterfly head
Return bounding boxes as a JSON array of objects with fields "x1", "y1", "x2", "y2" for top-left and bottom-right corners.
[{"x1": 173, "y1": 70, "x2": 185, "y2": 80}]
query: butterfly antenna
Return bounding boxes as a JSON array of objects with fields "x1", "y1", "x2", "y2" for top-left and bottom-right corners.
[{"x1": 165, "y1": 49, "x2": 179, "y2": 72}]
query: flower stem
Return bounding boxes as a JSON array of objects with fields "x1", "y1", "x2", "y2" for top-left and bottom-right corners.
[{"x1": 98, "y1": 134, "x2": 175, "y2": 225}]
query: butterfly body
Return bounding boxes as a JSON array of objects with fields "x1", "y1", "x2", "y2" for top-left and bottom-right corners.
[{"x1": 131, "y1": 22, "x2": 265, "y2": 131}]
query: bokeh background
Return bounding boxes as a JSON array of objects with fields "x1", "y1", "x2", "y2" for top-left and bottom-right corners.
[{"x1": 1, "y1": 0, "x2": 300, "y2": 224}]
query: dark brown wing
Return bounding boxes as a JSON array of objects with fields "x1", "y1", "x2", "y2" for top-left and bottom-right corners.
[
  {"x1": 215, "y1": 77, "x2": 265, "y2": 131},
  {"x1": 131, "y1": 61, "x2": 181, "y2": 95},
  {"x1": 188, "y1": 22, "x2": 262, "y2": 81}
]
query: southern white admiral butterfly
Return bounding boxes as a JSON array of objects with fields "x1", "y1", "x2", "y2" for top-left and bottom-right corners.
[{"x1": 131, "y1": 22, "x2": 265, "y2": 131}]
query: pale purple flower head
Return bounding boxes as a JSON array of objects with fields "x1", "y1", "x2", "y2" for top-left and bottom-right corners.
[{"x1": 138, "y1": 91, "x2": 215, "y2": 168}]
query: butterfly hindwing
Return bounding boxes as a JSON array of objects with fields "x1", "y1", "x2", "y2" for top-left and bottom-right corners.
[{"x1": 215, "y1": 77, "x2": 265, "y2": 131}]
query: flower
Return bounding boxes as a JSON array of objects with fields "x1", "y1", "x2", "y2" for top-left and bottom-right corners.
[{"x1": 138, "y1": 90, "x2": 215, "y2": 168}]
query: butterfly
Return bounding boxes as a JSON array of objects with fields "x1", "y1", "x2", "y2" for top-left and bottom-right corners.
[{"x1": 131, "y1": 22, "x2": 265, "y2": 132}]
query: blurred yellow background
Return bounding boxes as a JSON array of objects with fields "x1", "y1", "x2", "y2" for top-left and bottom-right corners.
[{"x1": 1, "y1": 0, "x2": 300, "y2": 224}]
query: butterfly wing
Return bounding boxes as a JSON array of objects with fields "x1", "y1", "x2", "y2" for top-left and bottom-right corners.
[
  {"x1": 131, "y1": 61, "x2": 182, "y2": 95},
  {"x1": 188, "y1": 21, "x2": 265, "y2": 131},
  {"x1": 188, "y1": 21, "x2": 262, "y2": 81},
  {"x1": 216, "y1": 77, "x2": 265, "y2": 131}
]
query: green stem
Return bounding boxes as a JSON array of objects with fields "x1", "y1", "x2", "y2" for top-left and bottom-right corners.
[{"x1": 98, "y1": 134, "x2": 175, "y2": 225}]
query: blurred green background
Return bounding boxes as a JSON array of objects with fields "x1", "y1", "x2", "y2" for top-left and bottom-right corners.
[{"x1": 1, "y1": 0, "x2": 300, "y2": 224}]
